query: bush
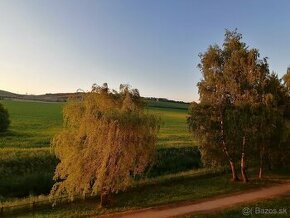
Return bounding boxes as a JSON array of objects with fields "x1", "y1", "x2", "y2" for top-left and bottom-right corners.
[{"x1": 0, "y1": 103, "x2": 10, "y2": 132}]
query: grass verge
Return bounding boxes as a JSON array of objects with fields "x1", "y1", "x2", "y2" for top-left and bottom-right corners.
[
  {"x1": 185, "y1": 193, "x2": 290, "y2": 218},
  {"x1": 1, "y1": 168, "x2": 286, "y2": 218}
]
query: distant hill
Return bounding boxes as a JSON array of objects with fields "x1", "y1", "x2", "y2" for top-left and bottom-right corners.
[
  {"x1": 0, "y1": 90, "x2": 190, "y2": 108},
  {"x1": 0, "y1": 90, "x2": 77, "y2": 102},
  {"x1": 145, "y1": 98, "x2": 189, "y2": 110},
  {"x1": 0, "y1": 90, "x2": 22, "y2": 98}
]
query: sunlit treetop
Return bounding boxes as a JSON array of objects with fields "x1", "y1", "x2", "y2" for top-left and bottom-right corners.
[{"x1": 50, "y1": 83, "x2": 160, "y2": 205}]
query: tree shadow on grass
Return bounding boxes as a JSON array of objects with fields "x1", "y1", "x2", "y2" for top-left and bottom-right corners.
[
  {"x1": 147, "y1": 147, "x2": 202, "y2": 177},
  {"x1": 0, "y1": 130, "x2": 32, "y2": 138}
]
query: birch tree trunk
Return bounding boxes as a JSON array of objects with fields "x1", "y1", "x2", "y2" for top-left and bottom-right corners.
[
  {"x1": 220, "y1": 118, "x2": 239, "y2": 181},
  {"x1": 241, "y1": 136, "x2": 249, "y2": 182}
]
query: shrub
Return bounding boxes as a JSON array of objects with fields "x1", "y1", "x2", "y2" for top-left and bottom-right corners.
[{"x1": 0, "y1": 103, "x2": 10, "y2": 132}]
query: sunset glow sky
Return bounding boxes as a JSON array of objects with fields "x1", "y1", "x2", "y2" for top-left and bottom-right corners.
[{"x1": 1, "y1": 0, "x2": 290, "y2": 101}]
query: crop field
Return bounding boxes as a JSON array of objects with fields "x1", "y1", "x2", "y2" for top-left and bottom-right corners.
[
  {"x1": 0, "y1": 100, "x2": 193, "y2": 149},
  {"x1": 0, "y1": 100, "x2": 63, "y2": 149},
  {"x1": 0, "y1": 99, "x2": 197, "y2": 200}
]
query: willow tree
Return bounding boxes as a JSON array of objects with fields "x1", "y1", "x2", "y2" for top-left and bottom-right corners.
[{"x1": 50, "y1": 84, "x2": 160, "y2": 207}]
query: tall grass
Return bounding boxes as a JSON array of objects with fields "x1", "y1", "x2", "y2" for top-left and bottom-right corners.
[{"x1": 0, "y1": 148, "x2": 57, "y2": 198}]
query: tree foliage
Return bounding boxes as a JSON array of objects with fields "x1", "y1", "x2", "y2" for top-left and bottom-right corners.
[
  {"x1": 283, "y1": 67, "x2": 290, "y2": 89},
  {"x1": 260, "y1": 73, "x2": 290, "y2": 170},
  {"x1": 50, "y1": 84, "x2": 160, "y2": 205},
  {"x1": 189, "y1": 29, "x2": 290, "y2": 181},
  {"x1": 0, "y1": 103, "x2": 10, "y2": 132}
]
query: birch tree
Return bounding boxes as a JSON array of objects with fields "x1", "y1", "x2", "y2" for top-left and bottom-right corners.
[{"x1": 190, "y1": 30, "x2": 270, "y2": 182}]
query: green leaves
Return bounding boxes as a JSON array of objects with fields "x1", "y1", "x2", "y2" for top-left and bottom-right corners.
[
  {"x1": 190, "y1": 29, "x2": 290, "y2": 175},
  {"x1": 50, "y1": 84, "x2": 160, "y2": 202}
]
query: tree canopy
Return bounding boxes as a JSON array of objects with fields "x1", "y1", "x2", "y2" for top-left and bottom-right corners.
[
  {"x1": 189, "y1": 29, "x2": 290, "y2": 182},
  {"x1": 50, "y1": 84, "x2": 160, "y2": 206},
  {"x1": 283, "y1": 67, "x2": 290, "y2": 89}
]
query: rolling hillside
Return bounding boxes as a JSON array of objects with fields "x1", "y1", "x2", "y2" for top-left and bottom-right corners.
[{"x1": 0, "y1": 89, "x2": 190, "y2": 106}]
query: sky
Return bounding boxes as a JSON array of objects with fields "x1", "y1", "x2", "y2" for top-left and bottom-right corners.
[{"x1": 1, "y1": 0, "x2": 290, "y2": 102}]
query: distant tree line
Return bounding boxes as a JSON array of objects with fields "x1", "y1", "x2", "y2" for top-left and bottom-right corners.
[
  {"x1": 188, "y1": 30, "x2": 290, "y2": 182},
  {"x1": 145, "y1": 97, "x2": 189, "y2": 104}
]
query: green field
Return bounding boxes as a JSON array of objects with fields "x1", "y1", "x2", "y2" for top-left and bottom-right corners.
[
  {"x1": 0, "y1": 99, "x2": 197, "y2": 200},
  {"x1": 2, "y1": 171, "x2": 279, "y2": 218},
  {"x1": 0, "y1": 100, "x2": 193, "y2": 150},
  {"x1": 0, "y1": 100, "x2": 63, "y2": 149},
  {"x1": 1, "y1": 99, "x2": 288, "y2": 217}
]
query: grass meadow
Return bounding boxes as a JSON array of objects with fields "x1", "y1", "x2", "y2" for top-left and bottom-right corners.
[
  {"x1": 0, "y1": 99, "x2": 193, "y2": 150},
  {"x1": 0, "y1": 99, "x2": 198, "y2": 200},
  {"x1": 0, "y1": 99, "x2": 289, "y2": 217}
]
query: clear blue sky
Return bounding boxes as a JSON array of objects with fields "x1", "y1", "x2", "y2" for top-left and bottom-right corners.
[{"x1": 1, "y1": 0, "x2": 290, "y2": 102}]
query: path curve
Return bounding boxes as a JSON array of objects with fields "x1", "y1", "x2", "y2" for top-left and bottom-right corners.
[{"x1": 95, "y1": 182, "x2": 290, "y2": 218}]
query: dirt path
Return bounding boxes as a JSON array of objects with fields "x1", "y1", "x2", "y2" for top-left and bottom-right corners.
[{"x1": 95, "y1": 182, "x2": 290, "y2": 218}]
